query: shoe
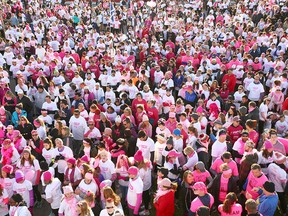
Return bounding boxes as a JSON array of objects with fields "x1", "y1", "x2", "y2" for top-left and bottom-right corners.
[{"x1": 139, "y1": 210, "x2": 150, "y2": 215}]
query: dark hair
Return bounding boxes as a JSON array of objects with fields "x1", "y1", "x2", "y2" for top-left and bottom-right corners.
[
  {"x1": 11, "y1": 194, "x2": 26, "y2": 206},
  {"x1": 138, "y1": 130, "x2": 147, "y2": 138},
  {"x1": 222, "y1": 192, "x2": 237, "y2": 213}
]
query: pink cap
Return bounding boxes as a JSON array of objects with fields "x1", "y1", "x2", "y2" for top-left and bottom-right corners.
[
  {"x1": 31, "y1": 130, "x2": 38, "y2": 135},
  {"x1": 43, "y1": 171, "x2": 52, "y2": 182},
  {"x1": 158, "y1": 178, "x2": 172, "y2": 188},
  {"x1": 33, "y1": 119, "x2": 41, "y2": 127},
  {"x1": 81, "y1": 155, "x2": 90, "y2": 163},
  {"x1": 134, "y1": 150, "x2": 144, "y2": 162},
  {"x1": 128, "y1": 166, "x2": 139, "y2": 176},
  {"x1": 12, "y1": 130, "x2": 20, "y2": 138},
  {"x1": 1, "y1": 165, "x2": 13, "y2": 174},
  {"x1": 2, "y1": 139, "x2": 11, "y2": 145},
  {"x1": 169, "y1": 112, "x2": 176, "y2": 118},
  {"x1": 67, "y1": 158, "x2": 76, "y2": 165},
  {"x1": 15, "y1": 170, "x2": 25, "y2": 183},
  {"x1": 264, "y1": 140, "x2": 273, "y2": 149},
  {"x1": 167, "y1": 149, "x2": 181, "y2": 158},
  {"x1": 192, "y1": 182, "x2": 207, "y2": 193},
  {"x1": 6, "y1": 125, "x2": 13, "y2": 130},
  {"x1": 99, "y1": 179, "x2": 112, "y2": 189}
]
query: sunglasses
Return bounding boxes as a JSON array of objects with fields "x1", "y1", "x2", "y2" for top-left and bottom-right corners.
[{"x1": 106, "y1": 206, "x2": 114, "y2": 209}]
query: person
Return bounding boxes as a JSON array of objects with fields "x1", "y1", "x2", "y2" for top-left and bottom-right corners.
[
  {"x1": 211, "y1": 129, "x2": 228, "y2": 162},
  {"x1": 115, "y1": 155, "x2": 129, "y2": 205},
  {"x1": 136, "y1": 130, "x2": 155, "y2": 162},
  {"x1": 154, "y1": 178, "x2": 177, "y2": 216},
  {"x1": 42, "y1": 171, "x2": 63, "y2": 216},
  {"x1": 63, "y1": 157, "x2": 82, "y2": 189},
  {"x1": 254, "y1": 181, "x2": 279, "y2": 216},
  {"x1": 0, "y1": 138, "x2": 20, "y2": 166},
  {"x1": 9, "y1": 193, "x2": 32, "y2": 216},
  {"x1": 180, "y1": 170, "x2": 196, "y2": 216},
  {"x1": 127, "y1": 166, "x2": 143, "y2": 216},
  {"x1": 218, "y1": 192, "x2": 242, "y2": 216},
  {"x1": 245, "y1": 199, "x2": 262, "y2": 216},
  {"x1": 59, "y1": 184, "x2": 78, "y2": 216},
  {"x1": 188, "y1": 182, "x2": 214, "y2": 216},
  {"x1": 76, "y1": 172, "x2": 99, "y2": 201},
  {"x1": 76, "y1": 200, "x2": 94, "y2": 216},
  {"x1": 100, "y1": 199, "x2": 124, "y2": 216},
  {"x1": 0, "y1": 183, "x2": 9, "y2": 216}
]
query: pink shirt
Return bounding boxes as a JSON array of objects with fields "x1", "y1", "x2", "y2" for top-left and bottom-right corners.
[
  {"x1": 210, "y1": 158, "x2": 239, "y2": 177},
  {"x1": 190, "y1": 193, "x2": 214, "y2": 213},
  {"x1": 219, "y1": 175, "x2": 229, "y2": 202},
  {"x1": 218, "y1": 203, "x2": 243, "y2": 216},
  {"x1": 246, "y1": 171, "x2": 268, "y2": 200},
  {"x1": 192, "y1": 170, "x2": 211, "y2": 183}
]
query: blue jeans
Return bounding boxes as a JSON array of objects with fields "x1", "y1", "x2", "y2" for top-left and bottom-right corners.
[{"x1": 120, "y1": 185, "x2": 128, "y2": 201}]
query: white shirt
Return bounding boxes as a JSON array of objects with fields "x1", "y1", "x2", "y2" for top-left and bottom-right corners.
[
  {"x1": 42, "y1": 148, "x2": 57, "y2": 165},
  {"x1": 136, "y1": 137, "x2": 155, "y2": 161},
  {"x1": 0, "y1": 188, "x2": 9, "y2": 216},
  {"x1": 184, "y1": 152, "x2": 198, "y2": 171},
  {"x1": 77, "y1": 179, "x2": 98, "y2": 199},
  {"x1": 16, "y1": 159, "x2": 40, "y2": 185},
  {"x1": 99, "y1": 159, "x2": 116, "y2": 180},
  {"x1": 45, "y1": 178, "x2": 63, "y2": 209},
  {"x1": 138, "y1": 166, "x2": 152, "y2": 191},
  {"x1": 247, "y1": 82, "x2": 264, "y2": 101},
  {"x1": 55, "y1": 146, "x2": 73, "y2": 173},
  {"x1": 100, "y1": 208, "x2": 124, "y2": 216},
  {"x1": 69, "y1": 115, "x2": 87, "y2": 140},
  {"x1": 13, "y1": 180, "x2": 33, "y2": 207},
  {"x1": 211, "y1": 140, "x2": 227, "y2": 159},
  {"x1": 84, "y1": 127, "x2": 101, "y2": 139},
  {"x1": 127, "y1": 177, "x2": 143, "y2": 206},
  {"x1": 259, "y1": 103, "x2": 268, "y2": 121},
  {"x1": 9, "y1": 206, "x2": 31, "y2": 216}
]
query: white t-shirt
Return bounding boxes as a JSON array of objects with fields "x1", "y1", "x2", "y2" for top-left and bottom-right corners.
[
  {"x1": 45, "y1": 178, "x2": 63, "y2": 209},
  {"x1": 184, "y1": 153, "x2": 199, "y2": 171},
  {"x1": 17, "y1": 159, "x2": 40, "y2": 185},
  {"x1": 58, "y1": 197, "x2": 78, "y2": 216},
  {"x1": 173, "y1": 138, "x2": 183, "y2": 153},
  {"x1": 136, "y1": 137, "x2": 155, "y2": 161},
  {"x1": 2, "y1": 177, "x2": 14, "y2": 198},
  {"x1": 247, "y1": 82, "x2": 264, "y2": 101},
  {"x1": 13, "y1": 180, "x2": 33, "y2": 207},
  {"x1": 77, "y1": 179, "x2": 98, "y2": 199},
  {"x1": 99, "y1": 159, "x2": 116, "y2": 180},
  {"x1": 154, "y1": 142, "x2": 166, "y2": 166},
  {"x1": 64, "y1": 166, "x2": 82, "y2": 182},
  {"x1": 138, "y1": 165, "x2": 152, "y2": 191},
  {"x1": 100, "y1": 208, "x2": 124, "y2": 216},
  {"x1": 259, "y1": 103, "x2": 268, "y2": 121},
  {"x1": 42, "y1": 148, "x2": 57, "y2": 165},
  {"x1": 84, "y1": 127, "x2": 101, "y2": 139},
  {"x1": 211, "y1": 140, "x2": 227, "y2": 159},
  {"x1": 127, "y1": 177, "x2": 143, "y2": 207},
  {"x1": 9, "y1": 206, "x2": 31, "y2": 216}
]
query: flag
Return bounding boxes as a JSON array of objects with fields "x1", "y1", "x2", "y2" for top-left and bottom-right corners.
[{"x1": 110, "y1": 2, "x2": 115, "y2": 22}]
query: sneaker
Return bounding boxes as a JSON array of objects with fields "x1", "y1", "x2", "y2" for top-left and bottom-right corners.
[{"x1": 139, "y1": 210, "x2": 150, "y2": 216}]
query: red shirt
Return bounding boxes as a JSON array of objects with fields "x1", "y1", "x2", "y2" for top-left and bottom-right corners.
[
  {"x1": 154, "y1": 191, "x2": 175, "y2": 216},
  {"x1": 227, "y1": 124, "x2": 243, "y2": 144}
]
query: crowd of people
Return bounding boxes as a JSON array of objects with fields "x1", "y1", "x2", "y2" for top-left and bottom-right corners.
[{"x1": 0, "y1": 0, "x2": 288, "y2": 215}]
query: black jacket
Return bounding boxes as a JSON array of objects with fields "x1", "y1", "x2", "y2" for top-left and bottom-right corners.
[
  {"x1": 210, "y1": 173, "x2": 238, "y2": 206},
  {"x1": 17, "y1": 95, "x2": 33, "y2": 114},
  {"x1": 180, "y1": 182, "x2": 196, "y2": 214}
]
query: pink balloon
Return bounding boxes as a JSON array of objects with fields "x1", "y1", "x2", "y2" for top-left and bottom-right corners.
[{"x1": 25, "y1": 170, "x2": 35, "y2": 182}]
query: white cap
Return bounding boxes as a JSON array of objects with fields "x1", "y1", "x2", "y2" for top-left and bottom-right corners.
[{"x1": 17, "y1": 89, "x2": 24, "y2": 94}]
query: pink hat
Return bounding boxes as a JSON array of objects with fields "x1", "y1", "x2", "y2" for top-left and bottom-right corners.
[
  {"x1": 15, "y1": 170, "x2": 25, "y2": 183},
  {"x1": 134, "y1": 150, "x2": 144, "y2": 162},
  {"x1": 169, "y1": 112, "x2": 176, "y2": 118},
  {"x1": 1, "y1": 165, "x2": 13, "y2": 174},
  {"x1": 2, "y1": 139, "x2": 11, "y2": 145},
  {"x1": 12, "y1": 130, "x2": 20, "y2": 138},
  {"x1": 158, "y1": 178, "x2": 172, "y2": 188},
  {"x1": 33, "y1": 119, "x2": 41, "y2": 127},
  {"x1": 170, "y1": 104, "x2": 176, "y2": 109},
  {"x1": 196, "y1": 106, "x2": 203, "y2": 113},
  {"x1": 63, "y1": 185, "x2": 74, "y2": 194},
  {"x1": 0, "y1": 107, "x2": 5, "y2": 115},
  {"x1": 264, "y1": 140, "x2": 273, "y2": 150},
  {"x1": 128, "y1": 166, "x2": 139, "y2": 176},
  {"x1": 67, "y1": 158, "x2": 76, "y2": 165},
  {"x1": 192, "y1": 182, "x2": 207, "y2": 193},
  {"x1": 142, "y1": 115, "x2": 149, "y2": 122},
  {"x1": 81, "y1": 155, "x2": 90, "y2": 163},
  {"x1": 85, "y1": 172, "x2": 93, "y2": 180},
  {"x1": 31, "y1": 130, "x2": 38, "y2": 135},
  {"x1": 23, "y1": 146, "x2": 31, "y2": 154},
  {"x1": 6, "y1": 125, "x2": 13, "y2": 130},
  {"x1": 167, "y1": 149, "x2": 181, "y2": 158},
  {"x1": 43, "y1": 171, "x2": 52, "y2": 182},
  {"x1": 99, "y1": 179, "x2": 112, "y2": 189}
]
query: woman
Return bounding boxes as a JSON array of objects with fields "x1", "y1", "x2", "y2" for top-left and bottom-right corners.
[
  {"x1": 59, "y1": 185, "x2": 78, "y2": 216},
  {"x1": 98, "y1": 112, "x2": 112, "y2": 133},
  {"x1": 245, "y1": 120, "x2": 259, "y2": 146},
  {"x1": 76, "y1": 200, "x2": 94, "y2": 216},
  {"x1": 111, "y1": 116, "x2": 125, "y2": 142},
  {"x1": 17, "y1": 146, "x2": 42, "y2": 208},
  {"x1": 134, "y1": 150, "x2": 152, "y2": 216},
  {"x1": 76, "y1": 172, "x2": 98, "y2": 202},
  {"x1": 131, "y1": 93, "x2": 147, "y2": 114},
  {"x1": 180, "y1": 170, "x2": 196, "y2": 216},
  {"x1": 164, "y1": 150, "x2": 181, "y2": 182},
  {"x1": 110, "y1": 138, "x2": 127, "y2": 164},
  {"x1": 78, "y1": 138, "x2": 98, "y2": 159},
  {"x1": 16, "y1": 116, "x2": 33, "y2": 140},
  {"x1": 33, "y1": 118, "x2": 47, "y2": 140},
  {"x1": 120, "y1": 107, "x2": 136, "y2": 126},
  {"x1": 63, "y1": 157, "x2": 82, "y2": 189},
  {"x1": 103, "y1": 187, "x2": 122, "y2": 210},
  {"x1": 42, "y1": 171, "x2": 63, "y2": 216},
  {"x1": 11, "y1": 103, "x2": 27, "y2": 127},
  {"x1": 49, "y1": 120, "x2": 63, "y2": 144},
  {"x1": 218, "y1": 192, "x2": 242, "y2": 216},
  {"x1": 220, "y1": 83, "x2": 229, "y2": 101},
  {"x1": 189, "y1": 182, "x2": 214, "y2": 215},
  {"x1": 154, "y1": 178, "x2": 177, "y2": 216},
  {"x1": 2, "y1": 90, "x2": 17, "y2": 114},
  {"x1": 210, "y1": 164, "x2": 238, "y2": 207},
  {"x1": 192, "y1": 161, "x2": 213, "y2": 185},
  {"x1": 233, "y1": 85, "x2": 245, "y2": 109},
  {"x1": 223, "y1": 105, "x2": 237, "y2": 128},
  {"x1": 83, "y1": 86, "x2": 95, "y2": 109},
  {"x1": 0, "y1": 139, "x2": 20, "y2": 166},
  {"x1": 1, "y1": 165, "x2": 14, "y2": 199},
  {"x1": 12, "y1": 130, "x2": 26, "y2": 155},
  {"x1": 115, "y1": 155, "x2": 129, "y2": 204},
  {"x1": 79, "y1": 103, "x2": 89, "y2": 121},
  {"x1": 0, "y1": 183, "x2": 9, "y2": 216},
  {"x1": 9, "y1": 193, "x2": 32, "y2": 216},
  {"x1": 42, "y1": 138, "x2": 56, "y2": 166}
]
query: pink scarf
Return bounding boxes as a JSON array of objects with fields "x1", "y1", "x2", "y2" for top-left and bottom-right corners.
[
  {"x1": 14, "y1": 138, "x2": 22, "y2": 154},
  {"x1": 154, "y1": 188, "x2": 171, "y2": 202},
  {"x1": 1, "y1": 145, "x2": 14, "y2": 165},
  {"x1": 64, "y1": 196, "x2": 78, "y2": 216}
]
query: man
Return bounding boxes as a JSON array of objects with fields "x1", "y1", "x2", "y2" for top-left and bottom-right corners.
[
  {"x1": 246, "y1": 75, "x2": 265, "y2": 104},
  {"x1": 258, "y1": 97, "x2": 271, "y2": 134},
  {"x1": 34, "y1": 85, "x2": 49, "y2": 115},
  {"x1": 245, "y1": 101, "x2": 260, "y2": 122},
  {"x1": 211, "y1": 129, "x2": 228, "y2": 162},
  {"x1": 245, "y1": 199, "x2": 262, "y2": 216},
  {"x1": 136, "y1": 130, "x2": 155, "y2": 162},
  {"x1": 222, "y1": 68, "x2": 237, "y2": 93},
  {"x1": 69, "y1": 109, "x2": 87, "y2": 157},
  {"x1": 227, "y1": 116, "x2": 243, "y2": 145},
  {"x1": 254, "y1": 181, "x2": 279, "y2": 216},
  {"x1": 42, "y1": 95, "x2": 58, "y2": 120},
  {"x1": 59, "y1": 99, "x2": 72, "y2": 126}
]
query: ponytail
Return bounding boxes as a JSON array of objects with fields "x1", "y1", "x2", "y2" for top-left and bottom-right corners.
[{"x1": 222, "y1": 192, "x2": 237, "y2": 213}]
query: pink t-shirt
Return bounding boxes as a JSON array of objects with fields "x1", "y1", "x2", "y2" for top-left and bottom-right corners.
[
  {"x1": 190, "y1": 193, "x2": 214, "y2": 213},
  {"x1": 219, "y1": 175, "x2": 229, "y2": 202},
  {"x1": 192, "y1": 170, "x2": 211, "y2": 183},
  {"x1": 210, "y1": 158, "x2": 239, "y2": 177},
  {"x1": 246, "y1": 171, "x2": 268, "y2": 200},
  {"x1": 218, "y1": 203, "x2": 243, "y2": 216}
]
